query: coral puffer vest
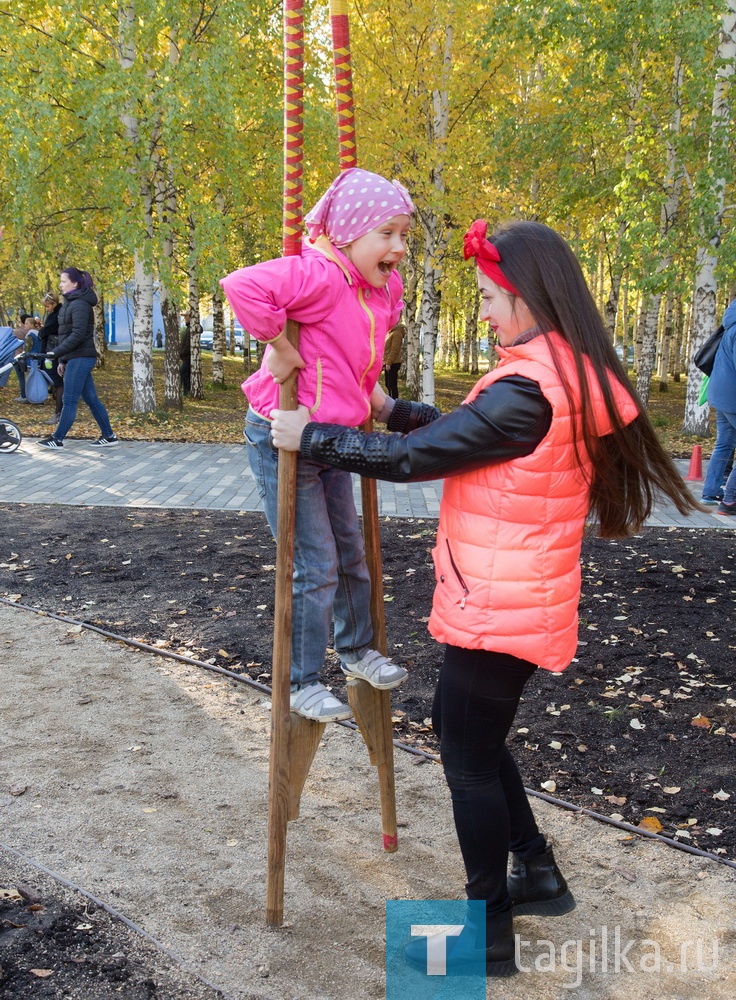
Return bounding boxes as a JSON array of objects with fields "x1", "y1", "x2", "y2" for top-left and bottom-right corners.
[{"x1": 428, "y1": 332, "x2": 639, "y2": 672}]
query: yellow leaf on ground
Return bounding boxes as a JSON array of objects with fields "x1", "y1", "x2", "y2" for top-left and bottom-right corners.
[
  {"x1": 691, "y1": 714, "x2": 711, "y2": 728},
  {"x1": 638, "y1": 816, "x2": 663, "y2": 833}
]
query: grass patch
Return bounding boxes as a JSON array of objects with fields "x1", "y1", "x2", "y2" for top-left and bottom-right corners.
[{"x1": 1, "y1": 350, "x2": 715, "y2": 455}]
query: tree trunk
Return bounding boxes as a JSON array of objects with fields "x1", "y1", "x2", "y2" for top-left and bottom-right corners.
[
  {"x1": 132, "y1": 250, "x2": 156, "y2": 412},
  {"x1": 684, "y1": 2, "x2": 736, "y2": 434},
  {"x1": 636, "y1": 294, "x2": 661, "y2": 407},
  {"x1": 419, "y1": 22, "x2": 452, "y2": 406},
  {"x1": 403, "y1": 235, "x2": 421, "y2": 401},
  {"x1": 464, "y1": 288, "x2": 479, "y2": 374},
  {"x1": 657, "y1": 291, "x2": 674, "y2": 391},
  {"x1": 160, "y1": 286, "x2": 182, "y2": 410},
  {"x1": 93, "y1": 291, "x2": 106, "y2": 362},
  {"x1": 187, "y1": 221, "x2": 204, "y2": 400},
  {"x1": 212, "y1": 286, "x2": 226, "y2": 388}
]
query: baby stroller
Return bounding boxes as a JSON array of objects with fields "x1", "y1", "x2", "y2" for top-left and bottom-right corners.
[{"x1": 0, "y1": 335, "x2": 55, "y2": 453}]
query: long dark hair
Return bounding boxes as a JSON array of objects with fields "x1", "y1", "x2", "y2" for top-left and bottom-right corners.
[{"x1": 490, "y1": 220, "x2": 699, "y2": 537}]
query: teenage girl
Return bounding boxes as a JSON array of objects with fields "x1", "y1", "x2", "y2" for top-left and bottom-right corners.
[{"x1": 270, "y1": 218, "x2": 700, "y2": 974}]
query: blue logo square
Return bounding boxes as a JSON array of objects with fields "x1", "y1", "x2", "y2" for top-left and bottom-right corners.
[{"x1": 385, "y1": 900, "x2": 486, "y2": 999}]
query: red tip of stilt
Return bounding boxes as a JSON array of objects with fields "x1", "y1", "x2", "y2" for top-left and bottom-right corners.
[
  {"x1": 685, "y1": 444, "x2": 703, "y2": 481},
  {"x1": 383, "y1": 833, "x2": 398, "y2": 853}
]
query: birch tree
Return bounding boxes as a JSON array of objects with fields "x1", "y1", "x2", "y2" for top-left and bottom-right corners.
[{"x1": 683, "y1": 0, "x2": 736, "y2": 434}]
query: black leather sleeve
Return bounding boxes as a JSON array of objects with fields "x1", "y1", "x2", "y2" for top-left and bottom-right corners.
[{"x1": 299, "y1": 375, "x2": 553, "y2": 482}]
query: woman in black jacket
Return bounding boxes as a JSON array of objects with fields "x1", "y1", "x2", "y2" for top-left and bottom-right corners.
[{"x1": 37, "y1": 267, "x2": 119, "y2": 449}]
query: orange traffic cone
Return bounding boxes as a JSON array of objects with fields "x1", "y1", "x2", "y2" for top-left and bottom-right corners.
[{"x1": 685, "y1": 444, "x2": 703, "y2": 481}]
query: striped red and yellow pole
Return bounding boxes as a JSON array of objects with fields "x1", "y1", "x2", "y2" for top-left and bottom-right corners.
[
  {"x1": 329, "y1": 0, "x2": 398, "y2": 855},
  {"x1": 283, "y1": 0, "x2": 305, "y2": 255},
  {"x1": 329, "y1": 0, "x2": 358, "y2": 170}
]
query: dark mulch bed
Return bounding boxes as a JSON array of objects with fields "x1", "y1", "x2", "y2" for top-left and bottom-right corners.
[{"x1": 1, "y1": 503, "x2": 734, "y2": 864}]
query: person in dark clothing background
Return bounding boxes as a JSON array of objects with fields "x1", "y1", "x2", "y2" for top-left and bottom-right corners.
[
  {"x1": 179, "y1": 313, "x2": 191, "y2": 396},
  {"x1": 37, "y1": 267, "x2": 119, "y2": 449},
  {"x1": 383, "y1": 322, "x2": 405, "y2": 399}
]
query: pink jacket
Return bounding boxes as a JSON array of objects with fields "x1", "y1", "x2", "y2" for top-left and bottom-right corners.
[{"x1": 220, "y1": 238, "x2": 404, "y2": 425}]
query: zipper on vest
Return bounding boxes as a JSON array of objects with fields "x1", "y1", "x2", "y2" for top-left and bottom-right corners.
[{"x1": 445, "y1": 540, "x2": 470, "y2": 610}]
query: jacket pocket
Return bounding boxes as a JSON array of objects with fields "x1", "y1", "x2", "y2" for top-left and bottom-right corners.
[{"x1": 432, "y1": 539, "x2": 470, "y2": 610}]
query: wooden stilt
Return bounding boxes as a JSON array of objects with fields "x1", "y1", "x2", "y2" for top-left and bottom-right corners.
[
  {"x1": 266, "y1": 0, "x2": 400, "y2": 927},
  {"x1": 329, "y1": 0, "x2": 400, "y2": 853},
  {"x1": 265, "y1": 0, "x2": 305, "y2": 928}
]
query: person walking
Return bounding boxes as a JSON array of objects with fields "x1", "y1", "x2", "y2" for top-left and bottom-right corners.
[
  {"x1": 179, "y1": 313, "x2": 191, "y2": 396},
  {"x1": 382, "y1": 322, "x2": 405, "y2": 399},
  {"x1": 37, "y1": 267, "x2": 119, "y2": 449},
  {"x1": 700, "y1": 292, "x2": 736, "y2": 513},
  {"x1": 270, "y1": 218, "x2": 700, "y2": 976}
]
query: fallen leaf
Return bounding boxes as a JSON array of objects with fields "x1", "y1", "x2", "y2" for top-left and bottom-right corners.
[
  {"x1": 629, "y1": 718, "x2": 645, "y2": 730},
  {"x1": 706, "y1": 828, "x2": 723, "y2": 836},
  {"x1": 638, "y1": 816, "x2": 663, "y2": 833},
  {"x1": 663, "y1": 786, "x2": 681, "y2": 794},
  {"x1": 615, "y1": 867, "x2": 637, "y2": 882},
  {"x1": 31, "y1": 970, "x2": 54, "y2": 978},
  {"x1": 540, "y1": 780, "x2": 557, "y2": 793},
  {"x1": 9, "y1": 785, "x2": 28, "y2": 796},
  {"x1": 713, "y1": 789, "x2": 731, "y2": 801},
  {"x1": 691, "y1": 714, "x2": 711, "y2": 729},
  {"x1": 605, "y1": 794, "x2": 627, "y2": 806}
]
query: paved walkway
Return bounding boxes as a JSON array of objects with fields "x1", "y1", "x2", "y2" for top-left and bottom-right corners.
[{"x1": 0, "y1": 436, "x2": 733, "y2": 529}]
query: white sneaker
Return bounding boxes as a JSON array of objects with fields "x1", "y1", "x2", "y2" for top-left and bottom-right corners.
[
  {"x1": 290, "y1": 682, "x2": 352, "y2": 722},
  {"x1": 341, "y1": 649, "x2": 408, "y2": 690}
]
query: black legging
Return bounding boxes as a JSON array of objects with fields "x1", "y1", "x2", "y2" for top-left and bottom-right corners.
[{"x1": 432, "y1": 645, "x2": 546, "y2": 913}]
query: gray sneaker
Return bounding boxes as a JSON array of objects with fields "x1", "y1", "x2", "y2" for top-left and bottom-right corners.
[
  {"x1": 341, "y1": 648, "x2": 408, "y2": 690},
  {"x1": 290, "y1": 682, "x2": 352, "y2": 722}
]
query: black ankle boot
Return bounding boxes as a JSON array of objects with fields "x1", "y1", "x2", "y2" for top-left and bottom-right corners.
[
  {"x1": 508, "y1": 843, "x2": 576, "y2": 916},
  {"x1": 404, "y1": 905, "x2": 518, "y2": 978}
]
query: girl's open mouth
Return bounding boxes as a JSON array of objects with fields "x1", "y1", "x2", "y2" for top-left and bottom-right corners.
[{"x1": 378, "y1": 261, "x2": 394, "y2": 274}]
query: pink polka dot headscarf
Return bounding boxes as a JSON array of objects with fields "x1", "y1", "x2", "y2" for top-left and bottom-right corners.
[{"x1": 305, "y1": 167, "x2": 414, "y2": 248}]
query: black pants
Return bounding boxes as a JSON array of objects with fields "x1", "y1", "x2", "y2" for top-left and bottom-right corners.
[
  {"x1": 432, "y1": 645, "x2": 546, "y2": 913},
  {"x1": 179, "y1": 360, "x2": 191, "y2": 396},
  {"x1": 384, "y1": 363, "x2": 401, "y2": 399}
]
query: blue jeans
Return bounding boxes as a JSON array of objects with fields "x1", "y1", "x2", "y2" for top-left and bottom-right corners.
[
  {"x1": 245, "y1": 411, "x2": 373, "y2": 686},
  {"x1": 55, "y1": 356, "x2": 114, "y2": 442},
  {"x1": 702, "y1": 409, "x2": 736, "y2": 502}
]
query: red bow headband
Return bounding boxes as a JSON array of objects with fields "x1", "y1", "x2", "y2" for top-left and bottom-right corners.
[{"x1": 463, "y1": 219, "x2": 520, "y2": 296}]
